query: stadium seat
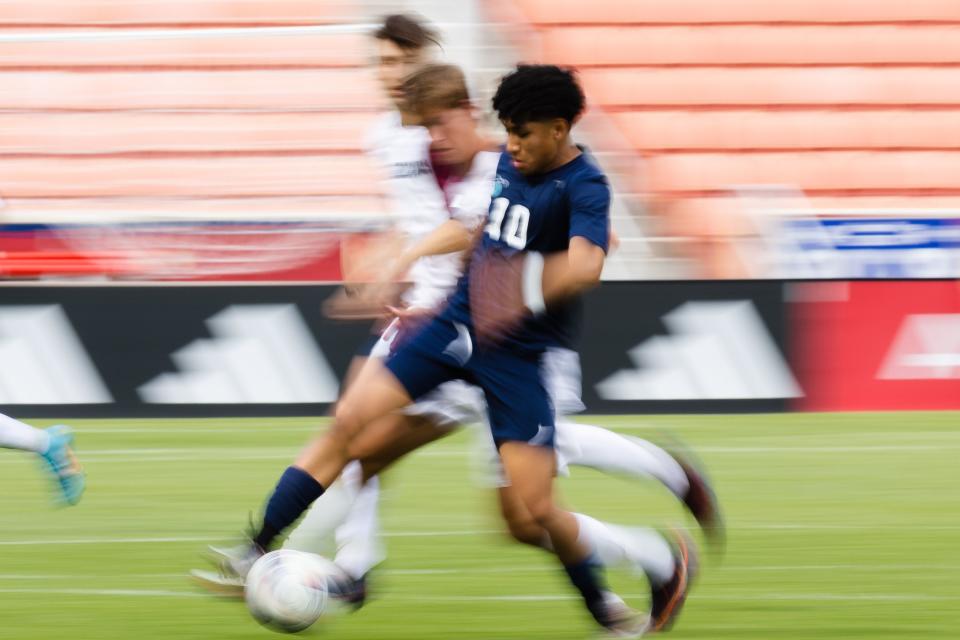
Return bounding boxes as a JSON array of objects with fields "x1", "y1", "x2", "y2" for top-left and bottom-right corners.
[
  {"x1": 0, "y1": 155, "x2": 379, "y2": 198},
  {"x1": 0, "y1": 112, "x2": 376, "y2": 154},
  {"x1": 0, "y1": 69, "x2": 381, "y2": 110},
  {"x1": 0, "y1": 196, "x2": 387, "y2": 223},
  {"x1": 502, "y1": 0, "x2": 960, "y2": 278},
  {"x1": 642, "y1": 151, "x2": 960, "y2": 194},
  {"x1": 670, "y1": 196, "x2": 960, "y2": 224},
  {"x1": 0, "y1": 32, "x2": 368, "y2": 68},
  {"x1": 0, "y1": 1, "x2": 355, "y2": 27},
  {"x1": 579, "y1": 67, "x2": 960, "y2": 107},
  {"x1": 610, "y1": 110, "x2": 960, "y2": 151},
  {"x1": 538, "y1": 25, "x2": 960, "y2": 66},
  {"x1": 511, "y1": 0, "x2": 960, "y2": 25},
  {"x1": 0, "y1": 198, "x2": 387, "y2": 225}
]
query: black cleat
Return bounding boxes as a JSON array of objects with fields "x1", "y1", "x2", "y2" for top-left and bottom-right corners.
[
  {"x1": 330, "y1": 572, "x2": 369, "y2": 611},
  {"x1": 662, "y1": 439, "x2": 725, "y2": 557},
  {"x1": 648, "y1": 530, "x2": 698, "y2": 634}
]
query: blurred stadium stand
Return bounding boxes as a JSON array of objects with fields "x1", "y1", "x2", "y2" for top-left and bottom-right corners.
[
  {"x1": 2, "y1": 0, "x2": 960, "y2": 279},
  {"x1": 0, "y1": 1, "x2": 392, "y2": 278},
  {"x1": 498, "y1": 0, "x2": 960, "y2": 277},
  {"x1": 0, "y1": 1, "x2": 384, "y2": 220}
]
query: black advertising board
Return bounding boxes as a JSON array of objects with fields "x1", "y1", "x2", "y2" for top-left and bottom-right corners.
[{"x1": 0, "y1": 281, "x2": 793, "y2": 417}]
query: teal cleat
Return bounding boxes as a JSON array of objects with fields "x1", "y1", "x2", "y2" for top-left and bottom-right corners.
[{"x1": 39, "y1": 425, "x2": 85, "y2": 506}]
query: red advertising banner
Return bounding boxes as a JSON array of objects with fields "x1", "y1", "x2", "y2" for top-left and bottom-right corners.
[{"x1": 791, "y1": 281, "x2": 960, "y2": 410}]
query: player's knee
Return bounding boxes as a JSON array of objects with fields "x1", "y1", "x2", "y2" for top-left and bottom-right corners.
[
  {"x1": 502, "y1": 513, "x2": 544, "y2": 547},
  {"x1": 331, "y1": 399, "x2": 364, "y2": 439},
  {"x1": 525, "y1": 497, "x2": 559, "y2": 530}
]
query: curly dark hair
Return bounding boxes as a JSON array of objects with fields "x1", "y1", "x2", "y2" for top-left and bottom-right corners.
[{"x1": 491, "y1": 64, "x2": 586, "y2": 126}]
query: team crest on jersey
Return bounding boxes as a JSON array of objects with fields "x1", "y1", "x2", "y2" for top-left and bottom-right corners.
[{"x1": 492, "y1": 175, "x2": 510, "y2": 198}]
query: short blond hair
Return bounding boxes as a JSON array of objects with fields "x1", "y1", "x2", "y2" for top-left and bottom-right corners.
[{"x1": 401, "y1": 64, "x2": 470, "y2": 115}]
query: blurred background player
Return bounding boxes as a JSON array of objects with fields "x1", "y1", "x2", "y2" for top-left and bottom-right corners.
[{"x1": 0, "y1": 413, "x2": 84, "y2": 505}]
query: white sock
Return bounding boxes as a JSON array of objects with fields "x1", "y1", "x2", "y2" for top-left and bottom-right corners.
[
  {"x1": 574, "y1": 512, "x2": 675, "y2": 586},
  {"x1": 0, "y1": 413, "x2": 50, "y2": 454},
  {"x1": 556, "y1": 421, "x2": 689, "y2": 497},
  {"x1": 283, "y1": 461, "x2": 364, "y2": 555},
  {"x1": 334, "y1": 474, "x2": 384, "y2": 580}
]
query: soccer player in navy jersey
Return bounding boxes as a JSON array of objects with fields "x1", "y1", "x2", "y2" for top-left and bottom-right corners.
[{"x1": 225, "y1": 65, "x2": 698, "y2": 636}]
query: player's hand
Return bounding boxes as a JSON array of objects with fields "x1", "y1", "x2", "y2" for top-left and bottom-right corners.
[
  {"x1": 385, "y1": 305, "x2": 433, "y2": 355},
  {"x1": 323, "y1": 283, "x2": 408, "y2": 320}
]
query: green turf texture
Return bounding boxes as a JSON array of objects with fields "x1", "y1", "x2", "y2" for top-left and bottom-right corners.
[{"x1": 1, "y1": 412, "x2": 958, "y2": 639}]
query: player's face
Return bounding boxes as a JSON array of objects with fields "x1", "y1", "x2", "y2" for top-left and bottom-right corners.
[
  {"x1": 421, "y1": 106, "x2": 476, "y2": 165},
  {"x1": 375, "y1": 39, "x2": 424, "y2": 108},
  {"x1": 502, "y1": 119, "x2": 568, "y2": 175}
]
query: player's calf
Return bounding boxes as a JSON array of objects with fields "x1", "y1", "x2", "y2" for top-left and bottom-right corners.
[{"x1": 497, "y1": 486, "x2": 550, "y2": 549}]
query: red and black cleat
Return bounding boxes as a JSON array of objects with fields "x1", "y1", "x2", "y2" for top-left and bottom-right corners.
[
  {"x1": 648, "y1": 530, "x2": 699, "y2": 634},
  {"x1": 676, "y1": 454, "x2": 726, "y2": 557}
]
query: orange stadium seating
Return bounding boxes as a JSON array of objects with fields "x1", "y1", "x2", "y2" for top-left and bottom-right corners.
[
  {"x1": 539, "y1": 25, "x2": 960, "y2": 66},
  {"x1": 643, "y1": 151, "x2": 960, "y2": 195},
  {"x1": 0, "y1": 69, "x2": 380, "y2": 110},
  {"x1": 0, "y1": 112, "x2": 375, "y2": 154},
  {"x1": 505, "y1": 0, "x2": 960, "y2": 275},
  {"x1": 511, "y1": 0, "x2": 960, "y2": 24},
  {"x1": 611, "y1": 110, "x2": 960, "y2": 151},
  {"x1": 0, "y1": 156, "x2": 377, "y2": 198},
  {"x1": 0, "y1": 1, "x2": 355, "y2": 26},
  {"x1": 0, "y1": 32, "x2": 367, "y2": 68},
  {"x1": 0, "y1": 0, "x2": 384, "y2": 251},
  {"x1": 578, "y1": 68, "x2": 960, "y2": 107}
]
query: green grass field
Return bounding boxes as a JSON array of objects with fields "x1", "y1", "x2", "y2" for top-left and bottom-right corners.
[{"x1": 1, "y1": 413, "x2": 958, "y2": 639}]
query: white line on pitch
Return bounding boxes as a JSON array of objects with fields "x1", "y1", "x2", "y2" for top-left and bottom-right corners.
[
  {"x1": 0, "y1": 588, "x2": 952, "y2": 603},
  {"x1": 399, "y1": 593, "x2": 959, "y2": 603},
  {"x1": 78, "y1": 443, "x2": 960, "y2": 462},
  {"x1": 74, "y1": 427, "x2": 321, "y2": 434},
  {"x1": 0, "y1": 536, "x2": 225, "y2": 546},
  {"x1": 0, "y1": 530, "x2": 499, "y2": 546},
  {"x1": 4, "y1": 563, "x2": 956, "y2": 582},
  {"x1": 0, "y1": 587, "x2": 204, "y2": 598}
]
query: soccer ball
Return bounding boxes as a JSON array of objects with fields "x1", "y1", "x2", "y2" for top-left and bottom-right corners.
[{"x1": 244, "y1": 549, "x2": 347, "y2": 633}]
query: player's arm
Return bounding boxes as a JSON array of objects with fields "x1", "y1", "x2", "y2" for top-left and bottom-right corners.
[
  {"x1": 524, "y1": 173, "x2": 611, "y2": 310},
  {"x1": 469, "y1": 173, "x2": 610, "y2": 341},
  {"x1": 539, "y1": 236, "x2": 606, "y2": 303},
  {"x1": 385, "y1": 218, "x2": 473, "y2": 281}
]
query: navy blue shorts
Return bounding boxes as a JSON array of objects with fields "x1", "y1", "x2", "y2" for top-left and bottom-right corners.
[{"x1": 384, "y1": 315, "x2": 556, "y2": 447}]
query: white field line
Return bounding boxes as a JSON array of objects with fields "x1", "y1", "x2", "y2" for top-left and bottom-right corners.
[
  {"x1": 0, "y1": 587, "x2": 952, "y2": 603},
  {"x1": 416, "y1": 593, "x2": 959, "y2": 603},
  {"x1": 2, "y1": 563, "x2": 958, "y2": 582},
  {"x1": 0, "y1": 587, "x2": 203, "y2": 598},
  {"x1": 72, "y1": 444, "x2": 956, "y2": 464},
  {"x1": 0, "y1": 536, "x2": 225, "y2": 546},
  {"x1": 77, "y1": 424, "x2": 323, "y2": 438},
  {"x1": 3, "y1": 519, "x2": 959, "y2": 547},
  {"x1": 734, "y1": 523, "x2": 960, "y2": 531},
  {"x1": 0, "y1": 530, "x2": 500, "y2": 546}
]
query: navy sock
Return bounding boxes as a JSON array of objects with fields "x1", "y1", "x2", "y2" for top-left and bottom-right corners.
[
  {"x1": 563, "y1": 556, "x2": 609, "y2": 625},
  {"x1": 253, "y1": 466, "x2": 325, "y2": 550}
]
